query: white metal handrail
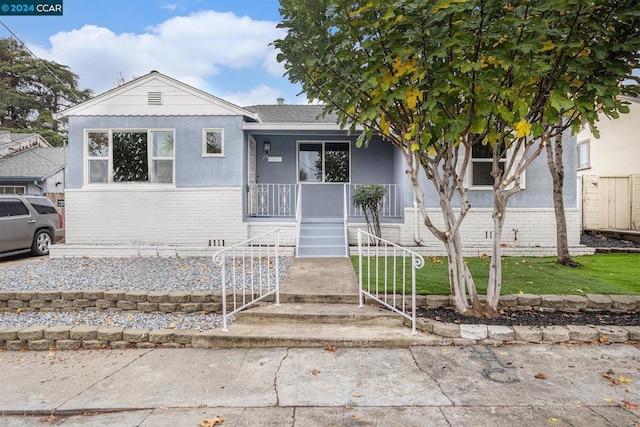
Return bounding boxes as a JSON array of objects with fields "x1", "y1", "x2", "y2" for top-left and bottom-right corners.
[
  {"x1": 357, "y1": 229, "x2": 425, "y2": 334},
  {"x1": 249, "y1": 184, "x2": 298, "y2": 217},
  {"x1": 213, "y1": 229, "x2": 281, "y2": 332},
  {"x1": 295, "y1": 184, "x2": 302, "y2": 256},
  {"x1": 342, "y1": 184, "x2": 349, "y2": 256},
  {"x1": 347, "y1": 184, "x2": 403, "y2": 218}
]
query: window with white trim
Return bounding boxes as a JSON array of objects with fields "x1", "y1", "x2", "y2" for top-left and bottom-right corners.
[
  {"x1": 86, "y1": 130, "x2": 174, "y2": 184},
  {"x1": 0, "y1": 186, "x2": 26, "y2": 194},
  {"x1": 460, "y1": 143, "x2": 525, "y2": 190},
  {"x1": 298, "y1": 142, "x2": 350, "y2": 183},
  {"x1": 577, "y1": 139, "x2": 590, "y2": 170},
  {"x1": 470, "y1": 144, "x2": 506, "y2": 187},
  {"x1": 203, "y1": 128, "x2": 224, "y2": 157}
]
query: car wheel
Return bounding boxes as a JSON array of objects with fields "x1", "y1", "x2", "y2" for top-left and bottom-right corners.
[{"x1": 32, "y1": 230, "x2": 52, "y2": 256}]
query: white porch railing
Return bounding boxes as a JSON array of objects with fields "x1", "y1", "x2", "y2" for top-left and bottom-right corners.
[
  {"x1": 347, "y1": 184, "x2": 402, "y2": 218},
  {"x1": 250, "y1": 184, "x2": 298, "y2": 217},
  {"x1": 357, "y1": 229, "x2": 425, "y2": 334},
  {"x1": 213, "y1": 229, "x2": 281, "y2": 332}
]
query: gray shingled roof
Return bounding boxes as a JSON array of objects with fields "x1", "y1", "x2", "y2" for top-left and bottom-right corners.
[
  {"x1": 0, "y1": 133, "x2": 39, "y2": 148},
  {"x1": 0, "y1": 147, "x2": 65, "y2": 179},
  {"x1": 244, "y1": 105, "x2": 340, "y2": 124}
]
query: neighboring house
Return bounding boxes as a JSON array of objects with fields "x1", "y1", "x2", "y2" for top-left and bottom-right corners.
[
  {"x1": 577, "y1": 95, "x2": 640, "y2": 231},
  {"x1": 0, "y1": 138, "x2": 65, "y2": 196},
  {"x1": 53, "y1": 71, "x2": 582, "y2": 257}
]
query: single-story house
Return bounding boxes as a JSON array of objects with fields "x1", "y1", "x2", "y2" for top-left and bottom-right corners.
[
  {"x1": 577, "y1": 95, "x2": 640, "y2": 231},
  {"x1": 52, "y1": 71, "x2": 584, "y2": 257},
  {"x1": 0, "y1": 132, "x2": 65, "y2": 197}
]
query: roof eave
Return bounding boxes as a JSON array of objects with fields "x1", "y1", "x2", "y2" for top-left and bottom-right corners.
[{"x1": 243, "y1": 123, "x2": 362, "y2": 131}]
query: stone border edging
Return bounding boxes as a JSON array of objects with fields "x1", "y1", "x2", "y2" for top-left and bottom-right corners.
[{"x1": 0, "y1": 291, "x2": 638, "y2": 350}]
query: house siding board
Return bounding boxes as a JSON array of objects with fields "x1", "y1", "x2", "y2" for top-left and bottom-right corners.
[
  {"x1": 64, "y1": 189, "x2": 247, "y2": 245},
  {"x1": 67, "y1": 115, "x2": 245, "y2": 189}
]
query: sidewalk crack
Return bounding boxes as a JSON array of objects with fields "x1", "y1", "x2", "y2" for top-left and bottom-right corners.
[
  {"x1": 274, "y1": 348, "x2": 289, "y2": 407},
  {"x1": 54, "y1": 348, "x2": 156, "y2": 414},
  {"x1": 409, "y1": 347, "x2": 455, "y2": 406}
]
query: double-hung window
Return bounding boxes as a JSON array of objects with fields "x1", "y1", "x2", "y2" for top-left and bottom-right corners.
[
  {"x1": 203, "y1": 128, "x2": 224, "y2": 157},
  {"x1": 577, "y1": 140, "x2": 590, "y2": 170},
  {"x1": 469, "y1": 144, "x2": 506, "y2": 187},
  {"x1": 86, "y1": 129, "x2": 174, "y2": 184},
  {"x1": 298, "y1": 142, "x2": 350, "y2": 183}
]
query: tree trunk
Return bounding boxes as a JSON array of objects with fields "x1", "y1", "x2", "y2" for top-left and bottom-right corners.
[{"x1": 546, "y1": 125, "x2": 581, "y2": 267}]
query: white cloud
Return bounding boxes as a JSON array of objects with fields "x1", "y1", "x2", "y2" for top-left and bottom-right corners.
[
  {"x1": 222, "y1": 84, "x2": 281, "y2": 106},
  {"x1": 160, "y1": 4, "x2": 178, "y2": 11},
  {"x1": 31, "y1": 10, "x2": 286, "y2": 95}
]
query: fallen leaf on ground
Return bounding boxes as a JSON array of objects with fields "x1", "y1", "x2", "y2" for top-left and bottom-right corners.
[
  {"x1": 622, "y1": 400, "x2": 639, "y2": 410},
  {"x1": 167, "y1": 323, "x2": 176, "y2": 329},
  {"x1": 535, "y1": 373, "x2": 547, "y2": 380},
  {"x1": 352, "y1": 415, "x2": 362, "y2": 420},
  {"x1": 603, "y1": 398, "x2": 614, "y2": 403},
  {"x1": 311, "y1": 369, "x2": 321, "y2": 376},
  {"x1": 548, "y1": 417, "x2": 560, "y2": 423},
  {"x1": 199, "y1": 416, "x2": 224, "y2": 426},
  {"x1": 618, "y1": 375, "x2": 633, "y2": 384},
  {"x1": 38, "y1": 414, "x2": 58, "y2": 423},
  {"x1": 324, "y1": 345, "x2": 337, "y2": 352},
  {"x1": 352, "y1": 393, "x2": 363, "y2": 398},
  {"x1": 599, "y1": 335, "x2": 609, "y2": 343}
]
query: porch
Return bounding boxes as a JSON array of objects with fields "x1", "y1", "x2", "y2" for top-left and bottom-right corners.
[{"x1": 247, "y1": 183, "x2": 403, "y2": 257}]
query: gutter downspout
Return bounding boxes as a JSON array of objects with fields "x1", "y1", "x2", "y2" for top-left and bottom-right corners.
[
  {"x1": 413, "y1": 199, "x2": 425, "y2": 246},
  {"x1": 34, "y1": 180, "x2": 44, "y2": 196}
]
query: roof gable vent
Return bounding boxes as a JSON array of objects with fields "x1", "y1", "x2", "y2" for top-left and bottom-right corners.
[{"x1": 147, "y1": 92, "x2": 163, "y2": 105}]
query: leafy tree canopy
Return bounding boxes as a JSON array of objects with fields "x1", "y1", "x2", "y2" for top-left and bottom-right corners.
[
  {"x1": 0, "y1": 38, "x2": 92, "y2": 146},
  {"x1": 276, "y1": 0, "x2": 639, "y2": 149}
]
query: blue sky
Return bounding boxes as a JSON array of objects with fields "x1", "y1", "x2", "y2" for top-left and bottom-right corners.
[{"x1": 0, "y1": 0, "x2": 305, "y2": 105}]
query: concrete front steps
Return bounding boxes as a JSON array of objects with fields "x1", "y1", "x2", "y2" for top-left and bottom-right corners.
[
  {"x1": 297, "y1": 217, "x2": 347, "y2": 257},
  {"x1": 193, "y1": 302, "x2": 440, "y2": 348},
  {"x1": 191, "y1": 256, "x2": 438, "y2": 348}
]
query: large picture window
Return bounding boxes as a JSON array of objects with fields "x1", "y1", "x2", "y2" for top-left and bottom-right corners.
[
  {"x1": 298, "y1": 142, "x2": 349, "y2": 183},
  {"x1": 86, "y1": 129, "x2": 174, "y2": 184}
]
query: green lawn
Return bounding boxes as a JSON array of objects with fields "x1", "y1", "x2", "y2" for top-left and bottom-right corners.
[{"x1": 352, "y1": 253, "x2": 640, "y2": 295}]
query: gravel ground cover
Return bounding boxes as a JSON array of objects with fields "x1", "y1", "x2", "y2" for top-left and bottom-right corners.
[
  {"x1": 0, "y1": 256, "x2": 292, "y2": 330},
  {"x1": 581, "y1": 232, "x2": 640, "y2": 248},
  {"x1": 0, "y1": 256, "x2": 292, "y2": 292},
  {"x1": 0, "y1": 310, "x2": 227, "y2": 330}
]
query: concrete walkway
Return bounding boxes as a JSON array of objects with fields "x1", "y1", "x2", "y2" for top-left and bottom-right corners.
[{"x1": 0, "y1": 345, "x2": 638, "y2": 426}]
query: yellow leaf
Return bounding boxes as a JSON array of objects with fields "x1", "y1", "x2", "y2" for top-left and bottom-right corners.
[
  {"x1": 604, "y1": 398, "x2": 614, "y2": 402},
  {"x1": 440, "y1": 347, "x2": 448, "y2": 352},
  {"x1": 199, "y1": 416, "x2": 225, "y2": 427},
  {"x1": 410, "y1": 143, "x2": 420, "y2": 152},
  {"x1": 514, "y1": 119, "x2": 531, "y2": 138},
  {"x1": 541, "y1": 40, "x2": 555, "y2": 51},
  {"x1": 549, "y1": 417, "x2": 560, "y2": 423},
  {"x1": 167, "y1": 323, "x2": 176, "y2": 329},
  {"x1": 518, "y1": 290, "x2": 524, "y2": 294},
  {"x1": 427, "y1": 146, "x2": 436, "y2": 157},
  {"x1": 619, "y1": 375, "x2": 633, "y2": 384}
]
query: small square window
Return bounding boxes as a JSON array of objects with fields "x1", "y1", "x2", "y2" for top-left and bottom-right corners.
[{"x1": 203, "y1": 129, "x2": 224, "y2": 157}]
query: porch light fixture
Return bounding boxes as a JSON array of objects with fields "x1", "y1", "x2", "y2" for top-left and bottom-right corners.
[{"x1": 263, "y1": 141, "x2": 271, "y2": 159}]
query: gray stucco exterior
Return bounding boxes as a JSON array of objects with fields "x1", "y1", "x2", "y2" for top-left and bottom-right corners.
[{"x1": 67, "y1": 115, "x2": 246, "y2": 189}]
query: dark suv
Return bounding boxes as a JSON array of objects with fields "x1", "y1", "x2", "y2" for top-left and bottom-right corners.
[{"x1": 0, "y1": 195, "x2": 64, "y2": 258}]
